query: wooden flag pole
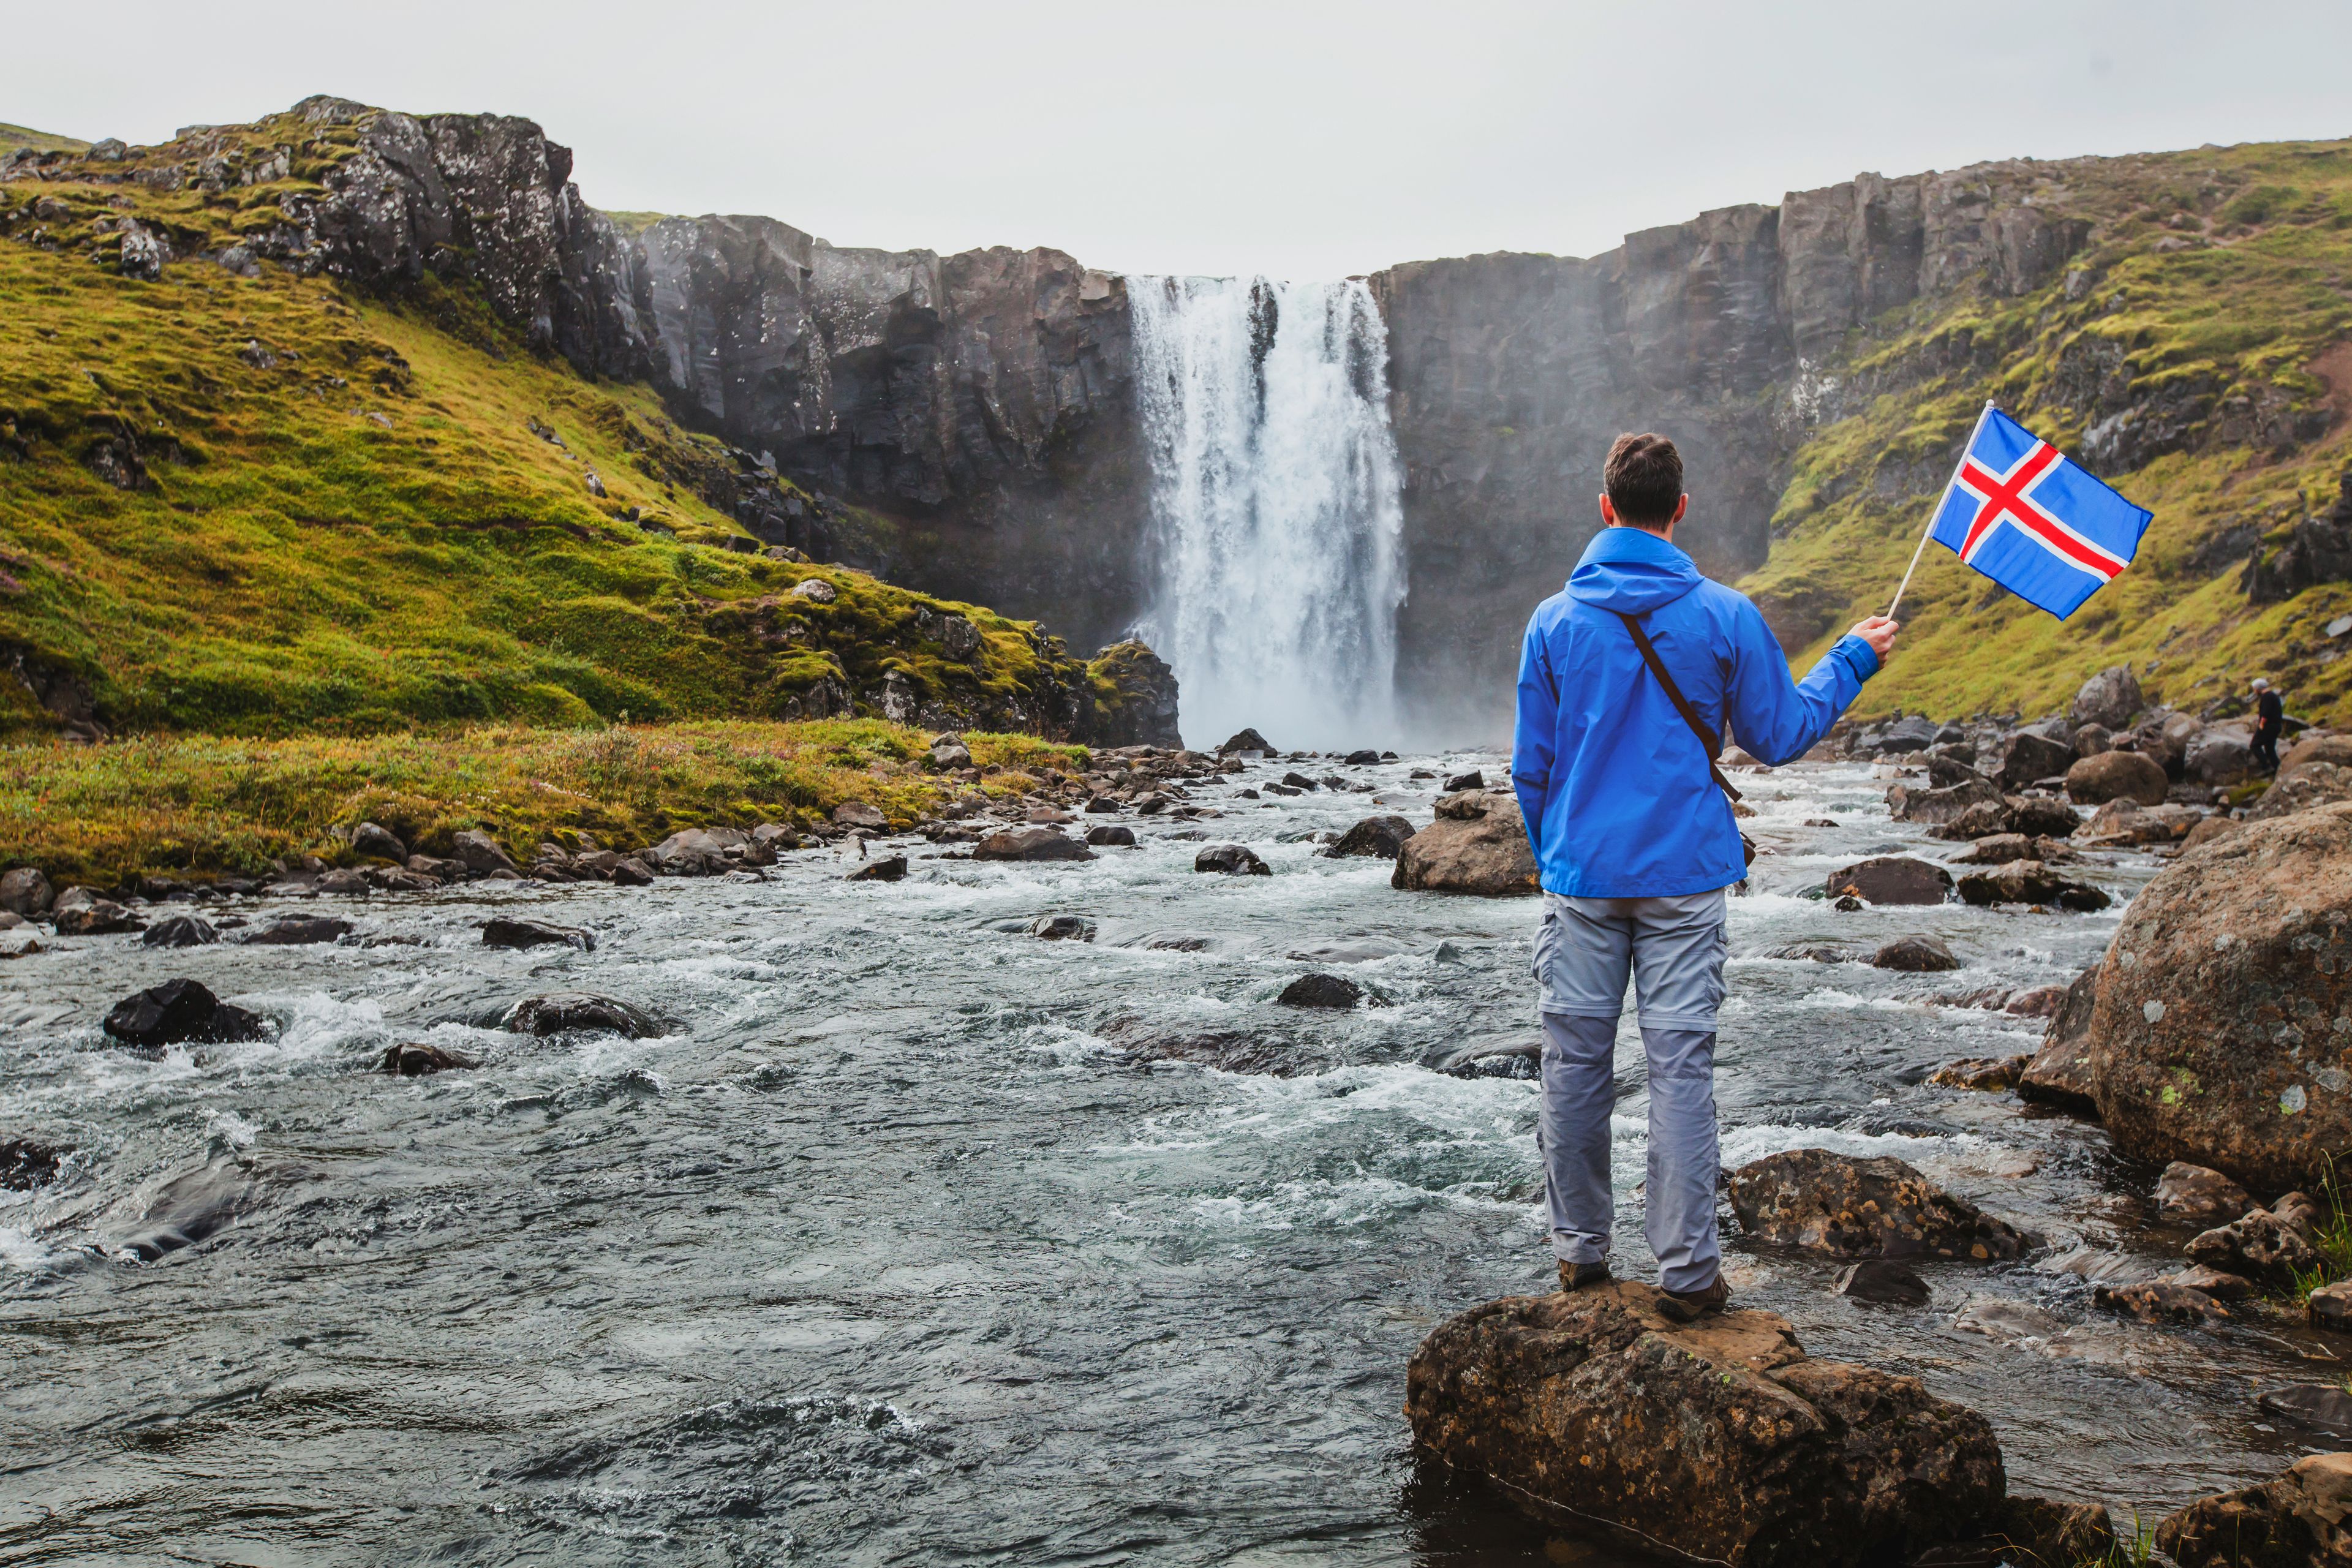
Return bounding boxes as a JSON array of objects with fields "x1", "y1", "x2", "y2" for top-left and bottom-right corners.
[{"x1": 1887, "y1": 400, "x2": 1998, "y2": 620}]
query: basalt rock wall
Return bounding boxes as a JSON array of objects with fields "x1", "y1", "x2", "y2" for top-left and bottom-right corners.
[{"x1": 226, "y1": 99, "x2": 2097, "y2": 736}]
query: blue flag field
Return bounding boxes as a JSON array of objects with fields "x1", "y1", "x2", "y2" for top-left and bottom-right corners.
[{"x1": 1921, "y1": 403, "x2": 2154, "y2": 620}]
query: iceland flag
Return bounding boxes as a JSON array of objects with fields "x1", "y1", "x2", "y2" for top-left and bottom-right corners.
[{"x1": 1926, "y1": 404, "x2": 2153, "y2": 620}]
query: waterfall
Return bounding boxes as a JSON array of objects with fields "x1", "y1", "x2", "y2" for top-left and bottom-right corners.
[{"x1": 1129, "y1": 276, "x2": 1407, "y2": 752}]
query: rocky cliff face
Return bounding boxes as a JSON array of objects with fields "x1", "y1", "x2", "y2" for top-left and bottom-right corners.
[
  {"x1": 1368, "y1": 163, "x2": 2098, "y2": 729},
  {"x1": 153, "y1": 99, "x2": 2194, "y2": 739}
]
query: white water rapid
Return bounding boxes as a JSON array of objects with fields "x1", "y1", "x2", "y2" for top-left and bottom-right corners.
[{"x1": 1130, "y1": 276, "x2": 1408, "y2": 752}]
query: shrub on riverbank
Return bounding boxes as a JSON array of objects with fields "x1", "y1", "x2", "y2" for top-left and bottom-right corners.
[{"x1": 0, "y1": 720, "x2": 1086, "y2": 884}]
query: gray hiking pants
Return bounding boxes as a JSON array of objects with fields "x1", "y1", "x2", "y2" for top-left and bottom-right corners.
[{"x1": 1530, "y1": 889, "x2": 1728, "y2": 1292}]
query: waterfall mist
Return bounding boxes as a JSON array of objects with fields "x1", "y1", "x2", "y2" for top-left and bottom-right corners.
[{"x1": 1130, "y1": 276, "x2": 1407, "y2": 752}]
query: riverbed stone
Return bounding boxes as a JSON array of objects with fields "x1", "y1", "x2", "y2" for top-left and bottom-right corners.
[
  {"x1": 481, "y1": 917, "x2": 595, "y2": 952},
  {"x1": 1823, "y1": 857, "x2": 1952, "y2": 905},
  {"x1": 383, "y1": 1041, "x2": 478, "y2": 1076},
  {"x1": 451, "y1": 828, "x2": 518, "y2": 873},
  {"x1": 1325, "y1": 814, "x2": 1415, "y2": 860},
  {"x1": 2309, "y1": 1283, "x2": 2352, "y2": 1332},
  {"x1": 2260, "y1": 1384, "x2": 2352, "y2": 1431},
  {"x1": 846, "y1": 854, "x2": 908, "y2": 881},
  {"x1": 2187, "y1": 1208, "x2": 2320, "y2": 1286},
  {"x1": 2065, "y1": 749, "x2": 2169, "y2": 807},
  {"x1": 2250, "y1": 761, "x2": 2352, "y2": 823},
  {"x1": 1195, "y1": 843, "x2": 1270, "y2": 876},
  {"x1": 1404, "y1": 1281, "x2": 2003, "y2": 1567},
  {"x1": 2168, "y1": 1264, "x2": 2258, "y2": 1301},
  {"x1": 1278, "y1": 973, "x2": 1360, "y2": 1008},
  {"x1": 1993, "y1": 731, "x2": 2076, "y2": 791},
  {"x1": 102, "y1": 979, "x2": 266, "y2": 1049},
  {"x1": 2071, "y1": 665, "x2": 2144, "y2": 730},
  {"x1": 1928, "y1": 1055, "x2": 2029, "y2": 1091},
  {"x1": 1217, "y1": 728, "x2": 1274, "y2": 754},
  {"x1": 140, "y1": 914, "x2": 218, "y2": 948},
  {"x1": 1084, "y1": 824, "x2": 1136, "y2": 848},
  {"x1": 1392, "y1": 791, "x2": 1539, "y2": 896},
  {"x1": 2018, "y1": 965, "x2": 2101, "y2": 1115},
  {"x1": 1887, "y1": 777, "x2": 2002, "y2": 825},
  {"x1": 1833, "y1": 1259, "x2": 1930, "y2": 1305},
  {"x1": 500, "y1": 992, "x2": 665, "y2": 1038},
  {"x1": 975, "y1": 827, "x2": 1095, "y2": 862},
  {"x1": 1955, "y1": 859, "x2": 2111, "y2": 911},
  {"x1": 2157, "y1": 1162, "x2": 2255, "y2": 1227},
  {"x1": 2158, "y1": 1452, "x2": 2352, "y2": 1568},
  {"x1": 245, "y1": 914, "x2": 352, "y2": 946},
  {"x1": 2094, "y1": 1280, "x2": 2228, "y2": 1323},
  {"x1": 0, "y1": 1138, "x2": 63, "y2": 1190},
  {"x1": 352, "y1": 821, "x2": 407, "y2": 861},
  {"x1": 1030, "y1": 914, "x2": 1095, "y2": 941},
  {"x1": 1872, "y1": 935, "x2": 1959, "y2": 971},
  {"x1": 1726, "y1": 1150, "x2": 2027, "y2": 1261},
  {"x1": 2087, "y1": 801, "x2": 2352, "y2": 1192}
]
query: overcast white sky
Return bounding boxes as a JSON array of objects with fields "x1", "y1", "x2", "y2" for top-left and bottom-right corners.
[{"x1": 11, "y1": 1, "x2": 2351, "y2": 279}]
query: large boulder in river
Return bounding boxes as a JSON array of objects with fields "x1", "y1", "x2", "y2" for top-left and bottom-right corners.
[
  {"x1": 1954, "y1": 859, "x2": 2110, "y2": 911},
  {"x1": 1392, "y1": 790, "x2": 1539, "y2": 897},
  {"x1": 2065, "y1": 749, "x2": 2169, "y2": 807},
  {"x1": 102, "y1": 979, "x2": 267, "y2": 1050},
  {"x1": 1726, "y1": 1150, "x2": 2027, "y2": 1261},
  {"x1": 1887, "y1": 776, "x2": 2001, "y2": 825},
  {"x1": 2070, "y1": 665, "x2": 2144, "y2": 730},
  {"x1": 1404, "y1": 1282, "x2": 2003, "y2": 1567},
  {"x1": 1217, "y1": 728, "x2": 1275, "y2": 754},
  {"x1": 2158, "y1": 1452, "x2": 2352, "y2": 1568},
  {"x1": 1823, "y1": 858, "x2": 1951, "y2": 905},
  {"x1": 2089, "y1": 801, "x2": 2352, "y2": 1192}
]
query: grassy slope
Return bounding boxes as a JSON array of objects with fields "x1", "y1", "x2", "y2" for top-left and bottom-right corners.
[
  {"x1": 1743, "y1": 140, "x2": 2352, "y2": 725},
  {"x1": 0, "y1": 720, "x2": 1086, "y2": 884},
  {"x1": 0, "y1": 124, "x2": 88, "y2": 155},
  {"x1": 0, "y1": 107, "x2": 1126, "y2": 739}
]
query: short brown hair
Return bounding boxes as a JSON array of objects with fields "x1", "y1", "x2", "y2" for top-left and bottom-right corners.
[{"x1": 1604, "y1": 432, "x2": 1683, "y2": 526}]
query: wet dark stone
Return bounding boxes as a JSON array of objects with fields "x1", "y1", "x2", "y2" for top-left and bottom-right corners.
[
  {"x1": 0, "y1": 1137, "x2": 64, "y2": 1190},
  {"x1": 1823, "y1": 858, "x2": 1953, "y2": 906},
  {"x1": 974, "y1": 827, "x2": 1095, "y2": 862},
  {"x1": 140, "y1": 914, "x2": 219, "y2": 948},
  {"x1": 1324, "y1": 815, "x2": 1415, "y2": 861},
  {"x1": 1344, "y1": 749, "x2": 1382, "y2": 765},
  {"x1": 1438, "y1": 1039, "x2": 1540, "y2": 1080},
  {"x1": 1278, "y1": 973, "x2": 1360, "y2": 1008},
  {"x1": 1030, "y1": 915, "x2": 1096, "y2": 942},
  {"x1": 1833, "y1": 1259, "x2": 1931, "y2": 1305},
  {"x1": 1084, "y1": 825, "x2": 1136, "y2": 848},
  {"x1": 1196, "y1": 844, "x2": 1271, "y2": 876},
  {"x1": 245, "y1": 914, "x2": 353, "y2": 946},
  {"x1": 1442, "y1": 770, "x2": 1486, "y2": 791},
  {"x1": 1280, "y1": 772, "x2": 1319, "y2": 791},
  {"x1": 1217, "y1": 728, "x2": 1274, "y2": 754},
  {"x1": 113, "y1": 1161, "x2": 272, "y2": 1261},
  {"x1": 102, "y1": 979, "x2": 267, "y2": 1050},
  {"x1": 2258, "y1": 1384, "x2": 2352, "y2": 1433},
  {"x1": 383, "y1": 1041, "x2": 479, "y2": 1076},
  {"x1": 1727, "y1": 1149, "x2": 2027, "y2": 1260},
  {"x1": 481, "y1": 917, "x2": 595, "y2": 952},
  {"x1": 846, "y1": 855, "x2": 908, "y2": 882},
  {"x1": 1872, "y1": 935, "x2": 1960, "y2": 971},
  {"x1": 501, "y1": 992, "x2": 666, "y2": 1039}
]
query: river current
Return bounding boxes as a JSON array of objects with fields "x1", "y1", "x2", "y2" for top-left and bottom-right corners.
[{"x1": 0, "y1": 755, "x2": 2333, "y2": 1565}]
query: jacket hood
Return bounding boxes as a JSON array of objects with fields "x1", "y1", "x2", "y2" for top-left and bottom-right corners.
[{"x1": 1566, "y1": 526, "x2": 1706, "y2": 614}]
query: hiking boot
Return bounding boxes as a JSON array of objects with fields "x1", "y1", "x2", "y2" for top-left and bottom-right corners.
[
  {"x1": 1656, "y1": 1275, "x2": 1730, "y2": 1322},
  {"x1": 1557, "y1": 1259, "x2": 1612, "y2": 1292}
]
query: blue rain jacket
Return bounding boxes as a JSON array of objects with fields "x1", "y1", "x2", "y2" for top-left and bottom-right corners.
[{"x1": 1512, "y1": 527, "x2": 1880, "y2": 897}]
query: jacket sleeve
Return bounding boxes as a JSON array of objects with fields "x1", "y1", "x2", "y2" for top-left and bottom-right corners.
[
  {"x1": 1723, "y1": 601, "x2": 1880, "y2": 767},
  {"x1": 1511, "y1": 612, "x2": 1559, "y2": 858}
]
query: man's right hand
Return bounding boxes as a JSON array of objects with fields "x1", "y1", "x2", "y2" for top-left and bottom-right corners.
[{"x1": 1848, "y1": 616, "x2": 1900, "y2": 659}]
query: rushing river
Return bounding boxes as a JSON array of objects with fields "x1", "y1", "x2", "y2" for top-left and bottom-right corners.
[{"x1": 0, "y1": 755, "x2": 2335, "y2": 1565}]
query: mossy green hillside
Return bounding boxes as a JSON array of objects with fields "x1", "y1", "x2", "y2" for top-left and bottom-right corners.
[
  {"x1": 0, "y1": 153, "x2": 1112, "y2": 737},
  {"x1": 0, "y1": 124, "x2": 87, "y2": 156},
  {"x1": 1744, "y1": 139, "x2": 2352, "y2": 726},
  {"x1": 0, "y1": 720, "x2": 1089, "y2": 886}
]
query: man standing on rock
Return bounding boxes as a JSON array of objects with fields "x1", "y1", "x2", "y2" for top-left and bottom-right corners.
[
  {"x1": 2252, "y1": 677, "x2": 2285, "y2": 775},
  {"x1": 1511, "y1": 433, "x2": 1899, "y2": 1320}
]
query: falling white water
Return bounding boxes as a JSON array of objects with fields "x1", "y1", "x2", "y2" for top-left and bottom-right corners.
[{"x1": 1130, "y1": 276, "x2": 1407, "y2": 752}]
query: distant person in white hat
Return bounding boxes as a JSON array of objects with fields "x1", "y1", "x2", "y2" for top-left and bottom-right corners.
[{"x1": 2252, "y1": 677, "x2": 2284, "y2": 775}]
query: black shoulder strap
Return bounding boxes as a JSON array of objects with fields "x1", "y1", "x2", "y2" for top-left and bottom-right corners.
[{"x1": 1614, "y1": 610, "x2": 1743, "y2": 804}]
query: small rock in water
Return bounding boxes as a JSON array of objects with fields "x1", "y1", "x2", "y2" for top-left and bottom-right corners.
[
  {"x1": 315, "y1": 868, "x2": 370, "y2": 895},
  {"x1": 611, "y1": 859, "x2": 654, "y2": 886},
  {"x1": 2258, "y1": 1383, "x2": 2352, "y2": 1431},
  {"x1": 2156, "y1": 1161, "x2": 2253, "y2": 1227},
  {"x1": 1727, "y1": 1149, "x2": 2027, "y2": 1260},
  {"x1": 846, "y1": 855, "x2": 908, "y2": 882},
  {"x1": 975, "y1": 827, "x2": 1094, "y2": 862},
  {"x1": 1872, "y1": 935, "x2": 1959, "y2": 971},
  {"x1": 1195, "y1": 843, "x2": 1270, "y2": 876},
  {"x1": 1324, "y1": 814, "x2": 1415, "y2": 860},
  {"x1": 383, "y1": 1041, "x2": 479, "y2": 1076},
  {"x1": 1438, "y1": 1039, "x2": 1540, "y2": 1079},
  {"x1": 1441, "y1": 769, "x2": 1485, "y2": 792},
  {"x1": 1029, "y1": 914, "x2": 1096, "y2": 942},
  {"x1": 1217, "y1": 728, "x2": 1275, "y2": 754},
  {"x1": 1083, "y1": 796, "x2": 1123, "y2": 814},
  {"x1": 102, "y1": 978, "x2": 267, "y2": 1050},
  {"x1": 1763, "y1": 943, "x2": 1860, "y2": 963},
  {"x1": 1344, "y1": 749, "x2": 1382, "y2": 765},
  {"x1": 1927, "y1": 1055, "x2": 2028, "y2": 1092},
  {"x1": 2094, "y1": 1280, "x2": 2227, "y2": 1323},
  {"x1": 1136, "y1": 932, "x2": 1213, "y2": 952},
  {"x1": 500, "y1": 992, "x2": 666, "y2": 1039},
  {"x1": 2163, "y1": 1264, "x2": 2256, "y2": 1301},
  {"x1": 1278, "y1": 973, "x2": 1361, "y2": 1008},
  {"x1": 54, "y1": 895, "x2": 144, "y2": 935},
  {"x1": 1833, "y1": 1259, "x2": 1930, "y2": 1305},
  {"x1": 1804, "y1": 817, "x2": 1838, "y2": 827},
  {"x1": 141, "y1": 914, "x2": 219, "y2": 948},
  {"x1": 1833, "y1": 894, "x2": 1863, "y2": 911},
  {"x1": 2306, "y1": 1280, "x2": 2352, "y2": 1331},
  {"x1": 481, "y1": 918, "x2": 595, "y2": 952},
  {"x1": 1084, "y1": 824, "x2": 1136, "y2": 848},
  {"x1": 0, "y1": 1137, "x2": 65, "y2": 1190},
  {"x1": 1823, "y1": 857, "x2": 1953, "y2": 906},
  {"x1": 245, "y1": 914, "x2": 353, "y2": 946},
  {"x1": 2187, "y1": 1208, "x2": 2317, "y2": 1285},
  {"x1": 1280, "y1": 772, "x2": 1320, "y2": 791},
  {"x1": 1955, "y1": 859, "x2": 2111, "y2": 911}
]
